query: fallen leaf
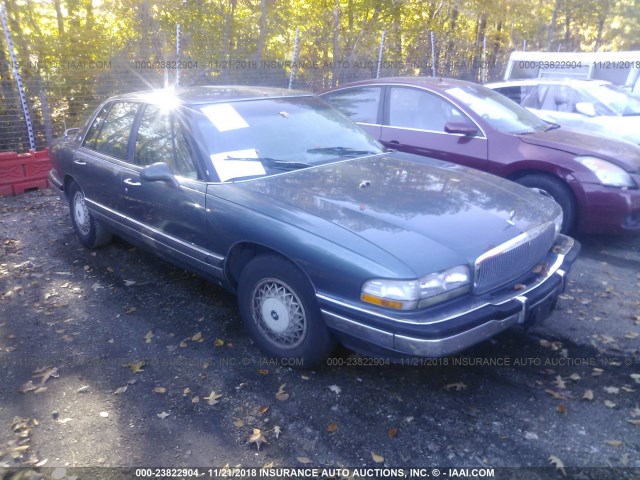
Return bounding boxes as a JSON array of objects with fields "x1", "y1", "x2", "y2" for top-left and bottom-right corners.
[
  {"x1": 567, "y1": 373, "x2": 581, "y2": 381},
  {"x1": 388, "y1": 427, "x2": 398, "y2": 438},
  {"x1": 33, "y1": 366, "x2": 59, "y2": 384},
  {"x1": 204, "y1": 391, "x2": 223, "y2": 405},
  {"x1": 114, "y1": 386, "x2": 127, "y2": 395},
  {"x1": 592, "y1": 368, "x2": 604, "y2": 377},
  {"x1": 213, "y1": 338, "x2": 224, "y2": 347},
  {"x1": 233, "y1": 418, "x2": 245, "y2": 428},
  {"x1": 179, "y1": 340, "x2": 188, "y2": 348},
  {"x1": 604, "y1": 400, "x2": 617, "y2": 408},
  {"x1": 371, "y1": 451, "x2": 384, "y2": 463},
  {"x1": 157, "y1": 411, "x2": 170, "y2": 419},
  {"x1": 76, "y1": 385, "x2": 90, "y2": 393},
  {"x1": 583, "y1": 389, "x2": 594, "y2": 401},
  {"x1": 301, "y1": 375, "x2": 310, "y2": 380},
  {"x1": 258, "y1": 405, "x2": 270, "y2": 415},
  {"x1": 145, "y1": 330, "x2": 154, "y2": 343},
  {"x1": 554, "y1": 376, "x2": 567, "y2": 389},
  {"x1": 444, "y1": 382, "x2": 467, "y2": 391},
  {"x1": 126, "y1": 361, "x2": 145, "y2": 374},
  {"x1": 124, "y1": 280, "x2": 136, "y2": 286},
  {"x1": 275, "y1": 384, "x2": 289, "y2": 401},
  {"x1": 34, "y1": 387, "x2": 47, "y2": 394},
  {"x1": 605, "y1": 440, "x2": 623, "y2": 447},
  {"x1": 556, "y1": 404, "x2": 567, "y2": 414},
  {"x1": 297, "y1": 456, "x2": 312, "y2": 464},
  {"x1": 258, "y1": 369, "x2": 269, "y2": 375},
  {"x1": 125, "y1": 306, "x2": 137, "y2": 314},
  {"x1": 327, "y1": 422, "x2": 337, "y2": 433},
  {"x1": 545, "y1": 389, "x2": 568, "y2": 400},
  {"x1": 329, "y1": 384, "x2": 341, "y2": 395},
  {"x1": 549, "y1": 455, "x2": 566, "y2": 477},
  {"x1": 273, "y1": 425, "x2": 282, "y2": 439},
  {"x1": 631, "y1": 405, "x2": 640, "y2": 417},
  {"x1": 191, "y1": 332, "x2": 203, "y2": 342},
  {"x1": 248, "y1": 428, "x2": 267, "y2": 450},
  {"x1": 183, "y1": 388, "x2": 191, "y2": 396},
  {"x1": 154, "y1": 387, "x2": 167, "y2": 394},
  {"x1": 604, "y1": 386, "x2": 620, "y2": 394},
  {"x1": 192, "y1": 396, "x2": 200, "y2": 404},
  {"x1": 19, "y1": 381, "x2": 36, "y2": 393},
  {"x1": 627, "y1": 419, "x2": 640, "y2": 426}
]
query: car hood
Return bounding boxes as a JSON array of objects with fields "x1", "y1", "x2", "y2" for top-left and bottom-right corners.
[
  {"x1": 530, "y1": 109, "x2": 640, "y2": 146},
  {"x1": 518, "y1": 127, "x2": 640, "y2": 172},
  {"x1": 235, "y1": 153, "x2": 559, "y2": 275}
]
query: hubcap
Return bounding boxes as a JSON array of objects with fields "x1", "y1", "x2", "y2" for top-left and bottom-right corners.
[
  {"x1": 73, "y1": 191, "x2": 90, "y2": 236},
  {"x1": 251, "y1": 278, "x2": 306, "y2": 349}
]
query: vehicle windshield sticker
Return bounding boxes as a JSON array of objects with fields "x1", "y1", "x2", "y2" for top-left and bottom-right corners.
[
  {"x1": 201, "y1": 104, "x2": 249, "y2": 132},
  {"x1": 210, "y1": 149, "x2": 266, "y2": 182}
]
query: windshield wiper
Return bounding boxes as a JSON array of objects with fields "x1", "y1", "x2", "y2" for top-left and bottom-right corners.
[
  {"x1": 306, "y1": 146, "x2": 379, "y2": 157},
  {"x1": 225, "y1": 156, "x2": 312, "y2": 170}
]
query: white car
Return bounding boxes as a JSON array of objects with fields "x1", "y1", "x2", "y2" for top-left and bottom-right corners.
[{"x1": 486, "y1": 79, "x2": 640, "y2": 145}]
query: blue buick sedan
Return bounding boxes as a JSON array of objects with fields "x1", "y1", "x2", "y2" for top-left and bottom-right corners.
[{"x1": 49, "y1": 86, "x2": 579, "y2": 366}]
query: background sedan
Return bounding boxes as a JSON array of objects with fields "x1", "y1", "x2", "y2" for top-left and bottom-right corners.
[
  {"x1": 321, "y1": 77, "x2": 640, "y2": 235},
  {"x1": 486, "y1": 78, "x2": 640, "y2": 145}
]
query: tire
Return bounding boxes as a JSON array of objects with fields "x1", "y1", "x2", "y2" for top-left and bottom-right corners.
[
  {"x1": 237, "y1": 255, "x2": 336, "y2": 367},
  {"x1": 68, "y1": 181, "x2": 112, "y2": 249},
  {"x1": 515, "y1": 174, "x2": 577, "y2": 235}
]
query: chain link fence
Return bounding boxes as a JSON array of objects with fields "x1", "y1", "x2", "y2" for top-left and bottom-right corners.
[{"x1": 1, "y1": 20, "x2": 509, "y2": 153}]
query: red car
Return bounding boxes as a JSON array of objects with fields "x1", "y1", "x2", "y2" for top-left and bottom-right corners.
[{"x1": 321, "y1": 77, "x2": 640, "y2": 235}]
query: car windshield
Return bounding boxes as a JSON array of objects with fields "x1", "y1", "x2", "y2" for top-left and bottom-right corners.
[
  {"x1": 190, "y1": 96, "x2": 383, "y2": 182},
  {"x1": 446, "y1": 84, "x2": 550, "y2": 134},
  {"x1": 578, "y1": 83, "x2": 640, "y2": 116}
]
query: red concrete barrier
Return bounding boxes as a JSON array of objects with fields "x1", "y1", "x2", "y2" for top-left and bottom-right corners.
[{"x1": 0, "y1": 148, "x2": 51, "y2": 196}]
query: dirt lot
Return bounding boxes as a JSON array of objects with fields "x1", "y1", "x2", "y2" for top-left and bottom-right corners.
[{"x1": 0, "y1": 189, "x2": 639, "y2": 479}]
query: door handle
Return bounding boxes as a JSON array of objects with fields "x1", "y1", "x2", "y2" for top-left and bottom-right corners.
[
  {"x1": 123, "y1": 178, "x2": 141, "y2": 187},
  {"x1": 73, "y1": 159, "x2": 87, "y2": 166}
]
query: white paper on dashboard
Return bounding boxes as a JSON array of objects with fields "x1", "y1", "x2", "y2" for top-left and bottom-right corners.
[
  {"x1": 200, "y1": 103, "x2": 249, "y2": 132},
  {"x1": 210, "y1": 149, "x2": 266, "y2": 182}
]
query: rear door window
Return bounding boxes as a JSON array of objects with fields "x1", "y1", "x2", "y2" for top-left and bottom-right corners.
[{"x1": 92, "y1": 102, "x2": 139, "y2": 161}]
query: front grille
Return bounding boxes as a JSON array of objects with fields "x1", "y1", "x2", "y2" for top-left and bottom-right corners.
[{"x1": 474, "y1": 222, "x2": 556, "y2": 294}]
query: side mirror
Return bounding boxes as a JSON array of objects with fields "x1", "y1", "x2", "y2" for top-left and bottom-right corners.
[
  {"x1": 575, "y1": 102, "x2": 596, "y2": 117},
  {"x1": 444, "y1": 120, "x2": 478, "y2": 136},
  {"x1": 140, "y1": 162, "x2": 180, "y2": 188}
]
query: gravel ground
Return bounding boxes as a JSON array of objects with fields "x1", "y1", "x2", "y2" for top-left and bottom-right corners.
[{"x1": 0, "y1": 189, "x2": 639, "y2": 480}]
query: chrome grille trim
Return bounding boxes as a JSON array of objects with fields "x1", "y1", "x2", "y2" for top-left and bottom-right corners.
[{"x1": 474, "y1": 222, "x2": 556, "y2": 294}]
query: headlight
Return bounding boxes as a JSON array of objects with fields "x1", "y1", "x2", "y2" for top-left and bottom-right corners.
[
  {"x1": 361, "y1": 265, "x2": 471, "y2": 310},
  {"x1": 576, "y1": 156, "x2": 635, "y2": 188},
  {"x1": 553, "y1": 210, "x2": 563, "y2": 238}
]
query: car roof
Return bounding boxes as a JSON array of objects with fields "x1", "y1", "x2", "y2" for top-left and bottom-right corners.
[
  {"x1": 325, "y1": 76, "x2": 477, "y2": 92},
  {"x1": 106, "y1": 85, "x2": 313, "y2": 105},
  {"x1": 485, "y1": 79, "x2": 612, "y2": 89}
]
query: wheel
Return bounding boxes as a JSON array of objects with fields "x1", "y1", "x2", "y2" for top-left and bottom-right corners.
[
  {"x1": 237, "y1": 255, "x2": 336, "y2": 367},
  {"x1": 515, "y1": 174, "x2": 577, "y2": 235},
  {"x1": 68, "y1": 181, "x2": 112, "y2": 248}
]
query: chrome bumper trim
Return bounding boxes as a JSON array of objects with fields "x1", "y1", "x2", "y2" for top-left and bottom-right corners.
[{"x1": 317, "y1": 235, "x2": 575, "y2": 327}]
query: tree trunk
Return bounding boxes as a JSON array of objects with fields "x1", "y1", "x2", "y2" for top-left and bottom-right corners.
[{"x1": 547, "y1": 0, "x2": 561, "y2": 50}]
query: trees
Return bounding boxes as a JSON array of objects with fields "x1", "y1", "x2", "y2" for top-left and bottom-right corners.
[{"x1": 0, "y1": 0, "x2": 639, "y2": 151}]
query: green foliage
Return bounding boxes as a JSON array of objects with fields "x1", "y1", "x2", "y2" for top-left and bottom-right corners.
[{"x1": 0, "y1": 0, "x2": 639, "y2": 150}]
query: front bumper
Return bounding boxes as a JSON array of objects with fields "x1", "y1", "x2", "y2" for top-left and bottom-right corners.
[
  {"x1": 577, "y1": 177, "x2": 640, "y2": 234},
  {"x1": 318, "y1": 234, "x2": 580, "y2": 359}
]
